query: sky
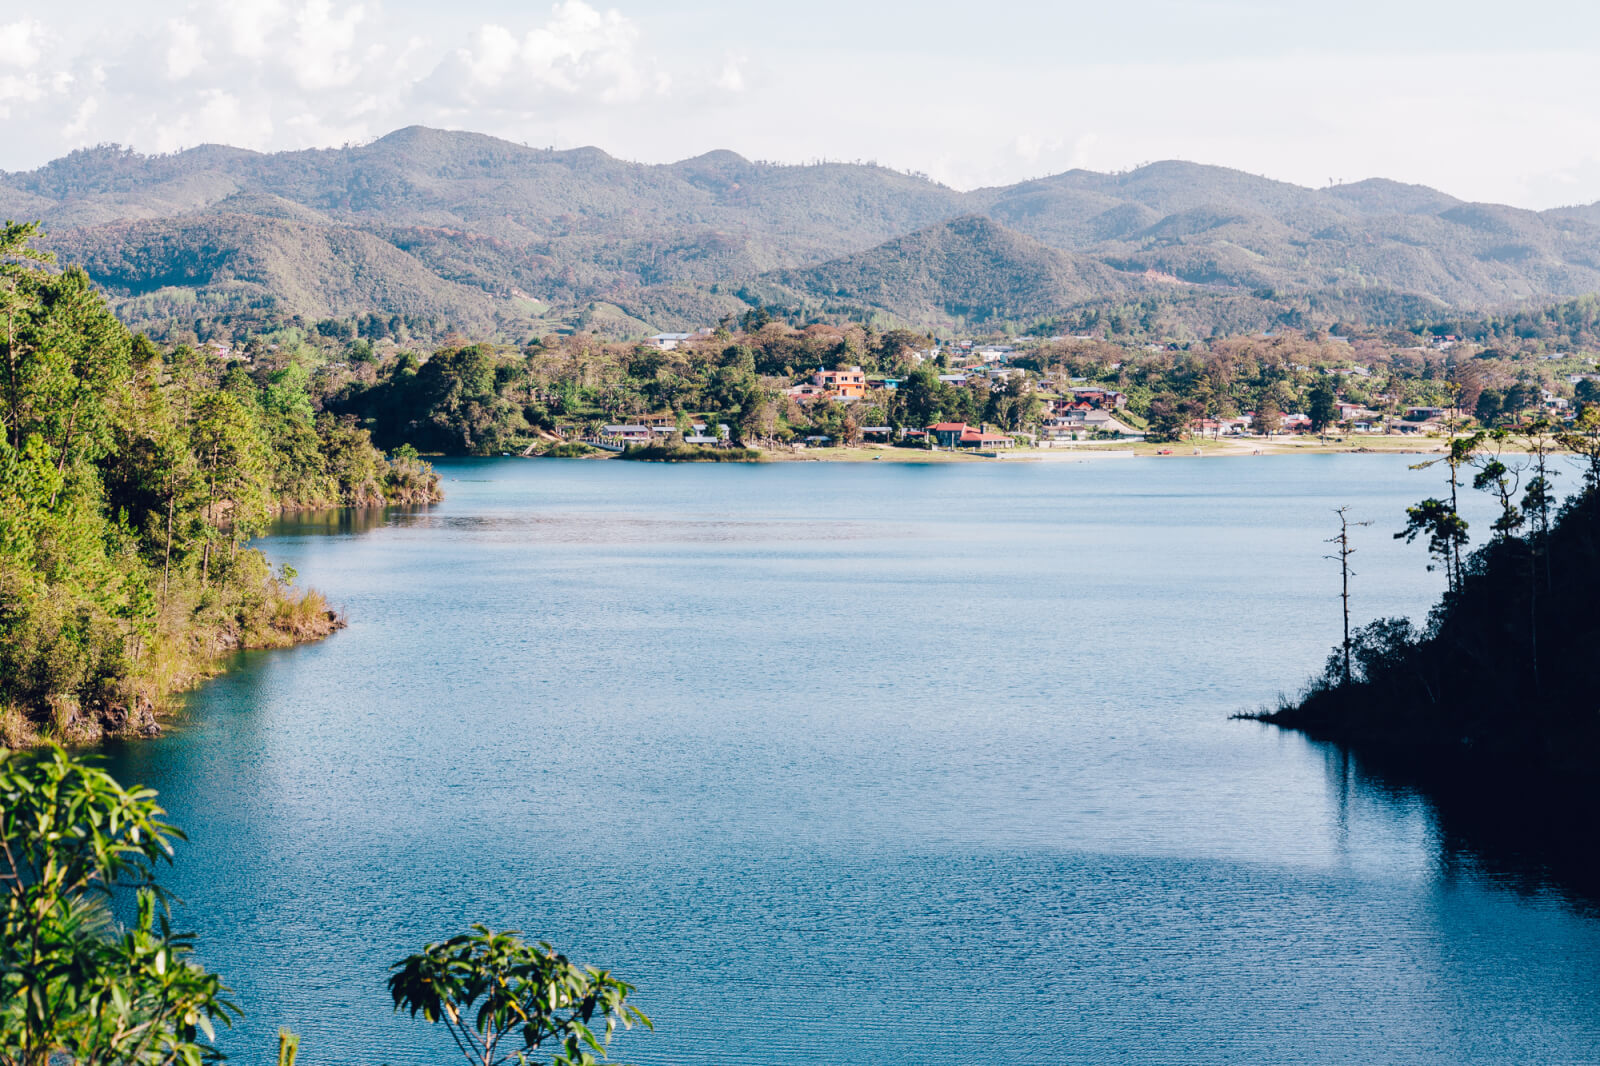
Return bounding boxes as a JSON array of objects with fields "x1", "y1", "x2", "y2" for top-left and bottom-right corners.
[{"x1": 3, "y1": 0, "x2": 1600, "y2": 207}]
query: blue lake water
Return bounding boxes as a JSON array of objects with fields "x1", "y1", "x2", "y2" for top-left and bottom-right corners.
[{"x1": 103, "y1": 455, "x2": 1600, "y2": 1064}]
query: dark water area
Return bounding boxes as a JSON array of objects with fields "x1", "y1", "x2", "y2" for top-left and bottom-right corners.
[
  {"x1": 1318, "y1": 742, "x2": 1600, "y2": 913},
  {"x1": 102, "y1": 455, "x2": 1600, "y2": 1064}
]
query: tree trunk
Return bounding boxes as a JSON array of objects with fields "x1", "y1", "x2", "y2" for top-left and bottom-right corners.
[{"x1": 162, "y1": 485, "x2": 175, "y2": 601}]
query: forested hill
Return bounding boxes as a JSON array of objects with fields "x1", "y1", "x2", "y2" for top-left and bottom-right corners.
[{"x1": 7, "y1": 126, "x2": 1600, "y2": 337}]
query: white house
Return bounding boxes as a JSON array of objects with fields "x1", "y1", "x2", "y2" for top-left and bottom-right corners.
[{"x1": 646, "y1": 333, "x2": 693, "y2": 351}]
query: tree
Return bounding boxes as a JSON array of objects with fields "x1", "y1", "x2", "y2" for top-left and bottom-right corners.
[
  {"x1": 1556, "y1": 406, "x2": 1600, "y2": 488},
  {"x1": 1307, "y1": 381, "x2": 1338, "y2": 433},
  {"x1": 896, "y1": 367, "x2": 942, "y2": 427},
  {"x1": 389, "y1": 927, "x2": 649, "y2": 1066},
  {"x1": 1146, "y1": 393, "x2": 1192, "y2": 443},
  {"x1": 1519, "y1": 416, "x2": 1562, "y2": 573},
  {"x1": 0, "y1": 745, "x2": 236, "y2": 1066},
  {"x1": 188, "y1": 392, "x2": 270, "y2": 585},
  {"x1": 1470, "y1": 434, "x2": 1524, "y2": 540},
  {"x1": 1395, "y1": 498, "x2": 1470, "y2": 593},
  {"x1": 1326, "y1": 507, "x2": 1372, "y2": 685},
  {"x1": 1254, "y1": 391, "x2": 1282, "y2": 437},
  {"x1": 1404, "y1": 429, "x2": 1481, "y2": 587}
]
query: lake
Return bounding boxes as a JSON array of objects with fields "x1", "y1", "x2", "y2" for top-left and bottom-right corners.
[{"x1": 103, "y1": 455, "x2": 1600, "y2": 1065}]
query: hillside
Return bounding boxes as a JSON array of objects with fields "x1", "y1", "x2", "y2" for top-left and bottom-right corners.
[
  {"x1": 7, "y1": 127, "x2": 1600, "y2": 336},
  {"x1": 762, "y1": 215, "x2": 1157, "y2": 326}
]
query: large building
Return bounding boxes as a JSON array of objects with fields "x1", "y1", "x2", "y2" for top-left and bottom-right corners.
[{"x1": 813, "y1": 366, "x2": 867, "y2": 399}]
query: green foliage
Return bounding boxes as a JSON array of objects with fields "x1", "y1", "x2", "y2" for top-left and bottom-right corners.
[
  {"x1": 1306, "y1": 381, "x2": 1338, "y2": 431},
  {"x1": 389, "y1": 926, "x2": 649, "y2": 1066},
  {"x1": 0, "y1": 745, "x2": 237, "y2": 1066},
  {"x1": 1279, "y1": 483, "x2": 1600, "y2": 774},
  {"x1": 0, "y1": 224, "x2": 440, "y2": 739},
  {"x1": 618, "y1": 444, "x2": 760, "y2": 462},
  {"x1": 541, "y1": 442, "x2": 596, "y2": 458},
  {"x1": 276, "y1": 1029, "x2": 299, "y2": 1066},
  {"x1": 1396, "y1": 498, "x2": 1470, "y2": 590}
]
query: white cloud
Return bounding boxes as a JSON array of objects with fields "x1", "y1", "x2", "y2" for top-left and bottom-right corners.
[
  {"x1": 222, "y1": 0, "x2": 286, "y2": 60},
  {"x1": 2, "y1": 2, "x2": 1600, "y2": 212},
  {"x1": 430, "y1": 1, "x2": 654, "y2": 108},
  {"x1": 165, "y1": 18, "x2": 204, "y2": 80},
  {"x1": 715, "y1": 53, "x2": 745, "y2": 93},
  {"x1": 0, "y1": 19, "x2": 44, "y2": 69},
  {"x1": 289, "y1": 0, "x2": 367, "y2": 91},
  {"x1": 61, "y1": 95, "x2": 97, "y2": 139}
]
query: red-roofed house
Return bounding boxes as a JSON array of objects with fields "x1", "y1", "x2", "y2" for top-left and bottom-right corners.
[{"x1": 960, "y1": 429, "x2": 1015, "y2": 449}]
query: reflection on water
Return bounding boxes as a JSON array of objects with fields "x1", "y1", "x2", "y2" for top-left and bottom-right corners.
[
  {"x1": 264, "y1": 505, "x2": 429, "y2": 538},
  {"x1": 1319, "y1": 741, "x2": 1600, "y2": 913}
]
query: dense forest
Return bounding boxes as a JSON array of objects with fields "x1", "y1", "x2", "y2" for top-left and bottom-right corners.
[
  {"x1": 1263, "y1": 422, "x2": 1600, "y2": 777},
  {"x1": 0, "y1": 223, "x2": 439, "y2": 746}
]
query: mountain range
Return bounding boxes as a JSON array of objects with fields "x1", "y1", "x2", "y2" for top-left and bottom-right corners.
[{"x1": 6, "y1": 125, "x2": 1600, "y2": 337}]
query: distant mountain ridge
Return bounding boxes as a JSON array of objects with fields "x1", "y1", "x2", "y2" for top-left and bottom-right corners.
[{"x1": 6, "y1": 126, "x2": 1600, "y2": 336}]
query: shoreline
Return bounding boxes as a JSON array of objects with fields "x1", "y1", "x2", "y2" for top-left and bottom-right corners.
[
  {"x1": 529, "y1": 435, "x2": 1446, "y2": 463},
  {"x1": 2, "y1": 583, "x2": 346, "y2": 750}
]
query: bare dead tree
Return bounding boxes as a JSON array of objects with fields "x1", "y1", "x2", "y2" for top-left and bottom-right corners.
[{"x1": 1328, "y1": 507, "x2": 1373, "y2": 686}]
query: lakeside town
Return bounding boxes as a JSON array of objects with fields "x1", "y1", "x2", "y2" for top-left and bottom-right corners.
[
  {"x1": 552, "y1": 325, "x2": 1596, "y2": 459},
  {"x1": 175, "y1": 312, "x2": 1600, "y2": 462}
]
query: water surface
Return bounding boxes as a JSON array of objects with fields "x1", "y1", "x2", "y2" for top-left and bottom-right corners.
[{"x1": 105, "y1": 456, "x2": 1600, "y2": 1064}]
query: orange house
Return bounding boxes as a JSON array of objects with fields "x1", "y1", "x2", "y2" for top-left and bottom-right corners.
[{"x1": 813, "y1": 366, "x2": 867, "y2": 399}]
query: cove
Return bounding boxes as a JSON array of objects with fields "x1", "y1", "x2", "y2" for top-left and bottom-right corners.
[{"x1": 103, "y1": 455, "x2": 1600, "y2": 1065}]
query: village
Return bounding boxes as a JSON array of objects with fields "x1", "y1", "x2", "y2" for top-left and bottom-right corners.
[{"x1": 577, "y1": 327, "x2": 1589, "y2": 458}]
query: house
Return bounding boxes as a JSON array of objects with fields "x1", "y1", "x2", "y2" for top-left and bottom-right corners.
[
  {"x1": 1082, "y1": 410, "x2": 1140, "y2": 436},
  {"x1": 813, "y1": 366, "x2": 867, "y2": 399},
  {"x1": 1192, "y1": 418, "x2": 1250, "y2": 437},
  {"x1": 1041, "y1": 416, "x2": 1095, "y2": 441},
  {"x1": 1070, "y1": 386, "x2": 1128, "y2": 409},
  {"x1": 927, "y1": 422, "x2": 972, "y2": 448},
  {"x1": 681, "y1": 421, "x2": 729, "y2": 445},
  {"x1": 937, "y1": 374, "x2": 969, "y2": 385},
  {"x1": 1405, "y1": 406, "x2": 1449, "y2": 421},
  {"x1": 1336, "y1": 403, "x2": 1380, "y2": 422},
  {"x1": 785, "y1": 383, "x2": 828, "y2": 401},
  {"x1": 959, "y1": 429, "x2": 1015, "y2": 449},
  {"x1": 646, "y1": 332, "x2": 693, "y2": 351},
  {"x1": 600, "y1": 425, "x2": 652, "y2": 442}
]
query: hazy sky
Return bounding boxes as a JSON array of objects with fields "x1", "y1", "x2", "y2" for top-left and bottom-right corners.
[{"x1": 4, "y1": 0, "x2": 1600, "y2": 207}]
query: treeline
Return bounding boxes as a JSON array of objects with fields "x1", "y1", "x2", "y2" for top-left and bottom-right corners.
[
  {"x1": 155, "y1": 311, "x2": 1600, "y2": 458},
  {"x1": 1266, "y1": 419, "x2": 1600, "y2": 775},
  {"x1": 1425, "y1": 293, "x2": 1600, "y2": 352},
  {"x1": 0, "y1": 223, "x2": 440, "y2": 746},
  {"x1": 320, "y1": 324, "x2": 928, "y2": 453}
]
